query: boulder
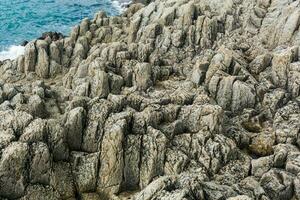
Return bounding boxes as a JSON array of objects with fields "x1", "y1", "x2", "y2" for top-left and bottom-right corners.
[
  {"x1": 65, "y1": 107, "x2": 86, "y2": 150},
  {"x1": 260, "y1": 169, "x2": 294, "y2": 200},
  {"x1": 0, "y1": 142, "x2": 29, "y2": 199},
  {"x1": 139, "y1": 127, "x2": 167, "y2": 189},
  {"x1": 29, "y1": 142, "x2": 51, "y2": 185},
  {"x1": 71, "y1": 152, "x2": 99, "y2": 193},
  {"x1": 50, "y1": 162, "x2": 76, "y2": 199}
]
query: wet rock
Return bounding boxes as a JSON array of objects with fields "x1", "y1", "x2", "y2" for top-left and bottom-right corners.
[{"x1": 38, "y1": 32, "x2": 64, "y2": 41}]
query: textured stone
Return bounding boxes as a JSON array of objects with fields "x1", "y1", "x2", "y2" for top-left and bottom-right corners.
[
  {"x1": 1, "y1": 0, "x2": 300, "y2": 199},
  {"x1": 71, "y1": 152, "x2": 99, "y2": 193},
  {"x1": 0, "y1": 142, "x2": 29, "y2": 199},
  {"x1": 97, "y1": 117, "x2": 127, "y2": 195},
  {"x1": 50, "y1": 162, "x2": 76, "y2": 199},
  {"x1": 260, "y1": 169, "x2": 294, "y2": 200},
  {"x1": 65, "y1": 107, "x2": 86, "y2": 150},
  {"x1": 139, "y1": 126, "x2": 167, "y2": 189},
  {"x1": 29, "y1": 142, "x2": 51, "y2": 185}
]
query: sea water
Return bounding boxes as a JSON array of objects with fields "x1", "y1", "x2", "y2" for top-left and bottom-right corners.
[{"x1": 0, "y1": 0, "x2": 128, "y2": 60}]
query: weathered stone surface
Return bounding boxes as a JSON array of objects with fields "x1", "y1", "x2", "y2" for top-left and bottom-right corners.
[
  {"x1": 133, "y1": 62, "x2": 153, "y2": 90},
  {"x1": 50, "y1": 162, "x2": 76, "y2": 199},
  {"x1": 97, "y1": 116, "x2": 127, "y2": 195},
  {"x1": 260, "y1": 169, "x2": 294, "y2": 200},
  {"x1": 139, "y1": 126, "x2": 167, "y2": 189},
  {"x1": 21, "y1": 185, "x2": 60, "y2": 200},
  {"x1": 29, "y1": 142, "x2": 51, "y2": 185},
  {"x1": 0, "y1": 142, "x2": 29, "y2": 199},
  {"x1": 24, "y1": 42, "x2": 37, "y2": 73},
  {"x1": 286, "y1": 152, "x2": 300, "y2": 175},
  {"x1": 1, "y1": 0, "x2": 300, "y2": 199},
  {"x1": 65, "y1": 107, "x2": 86, "y2": 150},
  {"x1": 249, "y1": 133, "x2": 275, "y2": 156},
  {"x1": 90, "y1": 70, "x2": 110, "y2": 98},
  {"x1": 71, "y1": 151, "x2": 99, "y2": 193},
  {"x1": 19, "y1": 119, "x2": 47, "y2": 143},
  {"x1": 251, "y1": 156, "x2": 273, "y2": 177},
  {"x1": 123, "y1": 134, "x2": 141, "y2": 190},
  {"x1": 47, "y1": 119, "x2": 70, "y2": 161}
]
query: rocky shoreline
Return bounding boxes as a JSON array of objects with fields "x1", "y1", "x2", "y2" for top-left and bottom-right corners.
[{"x1": 0, "y1": 0, "x2": 300, "y2": 199}]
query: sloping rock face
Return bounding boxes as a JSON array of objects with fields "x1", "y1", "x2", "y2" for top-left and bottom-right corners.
[{"x1": 1, "y1": 0, "x2": 300, "y2": 199}]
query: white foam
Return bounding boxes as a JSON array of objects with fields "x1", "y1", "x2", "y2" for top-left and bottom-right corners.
[
  {"x1": 0, "y1": 45, "x2": 25, "y2": 61},
  {"x1": 112, "y1": 0, "x2": 131, "y2": 13}
]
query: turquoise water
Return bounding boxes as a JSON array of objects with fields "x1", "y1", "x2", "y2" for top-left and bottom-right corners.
[{"x1": 0, "y1": 0, "x2": 124, "y2": 51}]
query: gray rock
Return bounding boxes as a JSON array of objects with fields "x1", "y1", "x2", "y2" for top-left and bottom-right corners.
[
  {"x1": 90, "y1": 70, "x2": 110, "y2": 98},
  {"x1": 2, "y1": 0, "x2": 300, "y2": 199},
  {"x1": 47, "y1": 119, "x2": 70, "y2": 161},
  {"x1": 286, "y1": 152, "x2": 300, "y2": 175},
  {"x1": 0, "y1": 142, "x2": 29, "y2": 199},
  {"x1": 82, "y1": 100, "x2": 113, "y2": 152},
  {"x1": 21, "y1": 185, "x2": 60, "y2": 200},
  {"x1": 19, "y1": 118, "x2": 47, "y2": 143},
  {"x1": 29, "y1": 142, "x2": 51, "y2": 185},
  {"x1": 24, "y1": 42, "x2": 37, "y2": 73},
  {"x1": 227, "y1": 195, "x2": 252, "y2": 200},
  {"x1": 50, "y1": 162, "x2": 76, "y2": 199},
  {"x1": 65, "y1": 107, "x2": 86, "y2": 150},
  {"x1": 260, "y1": 169, "x2": 294, "y2": 200},
  {"x1": 123, "y1": 134, "x2": 141, "y2": 190},
  {"x1": 139, "y1": 126, "x2": 167, "y2": 189},
  {"x1": 28, "y1": 95, "x2": 47, "y2": 118},
  {"x1": 0, "y1": 128, "x2": 15, "y2": 150},
  {"x1": 133, "y1": 62, "x2": 153, "y2": 90},
  {"x1": 251, "y1": 156, "x2": 273, "y2": 177},
  {"x1": 97, "y1": 116, "x2": 127, "y2": 195},
  {"x1": 71, "y1": 151, "x2": 99, "y2": 193},
  {"x1": 35, "y1": 40, "x2": 50, "y2": 78}
]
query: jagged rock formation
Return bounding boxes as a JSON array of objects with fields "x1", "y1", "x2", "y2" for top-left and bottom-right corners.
[{"x1": 0, "y1": 0, "x2": 300, "y2": 199}]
